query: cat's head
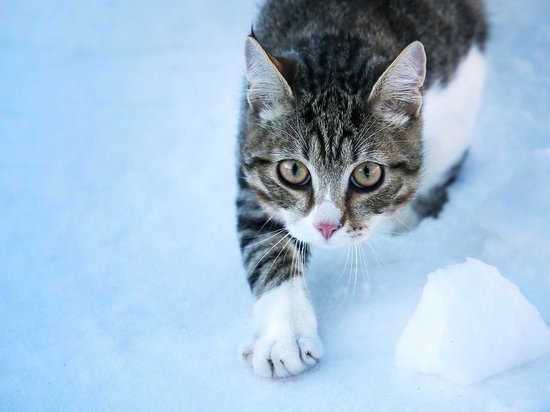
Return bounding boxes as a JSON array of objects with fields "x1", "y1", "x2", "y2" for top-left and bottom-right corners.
[{"x1": 240, "y1": 36, "x2": 426, "y2": 248}]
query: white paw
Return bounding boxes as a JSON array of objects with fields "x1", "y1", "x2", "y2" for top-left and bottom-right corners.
[{"x1": 242, "y1": 333, "x2": 323, "y2": 378}]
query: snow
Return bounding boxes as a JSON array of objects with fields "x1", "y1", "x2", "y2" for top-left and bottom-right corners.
[
  {"x1": 478, "y1": 149, "x2": 550, "y2": 259},
  {"x1": 1, "y1": 0, "x2": 549, "y2": 411},
  {"x1": 395, "y1": 258, "x2": 550, "y2": 385}
]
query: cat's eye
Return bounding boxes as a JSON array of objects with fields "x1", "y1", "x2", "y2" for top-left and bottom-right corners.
[
  {"x1": 278, "y1": 160, "x2": 310, "y2": 187},
  {"x1": 350, "y1": 162, "x2": 383, "y2": 189}
]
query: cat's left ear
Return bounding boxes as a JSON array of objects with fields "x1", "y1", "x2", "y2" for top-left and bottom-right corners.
[
  {"x1": 245, "y1": 36, "x2": 293, "y2": 116},
  {"x1": 368, "y1": 41, "x2": 426, "y2": 125}
]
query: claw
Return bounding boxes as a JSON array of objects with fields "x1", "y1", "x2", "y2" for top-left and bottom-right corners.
[
  {"x1": 267, "y1": 358, "x2": 275, "y2": 378},
  {"x1": 240, "y1": 342, "x2": 254, "y2": 364},
  {"x1": 306, "y1": 351, "x2": 320, "y2": 363}
]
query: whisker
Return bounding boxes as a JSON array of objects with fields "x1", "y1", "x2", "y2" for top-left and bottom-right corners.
[
  {"x1": 345, "y1": 246, "x2": 354, "y2": 302},
  {"x1": 299, "y1": 241, "x2": 307, "y2": 276},
  {"x1": 372, "y1": 227, "x2": 403, "y2": 236},
  {"x1": 358, "y1": 243, "x2": 370, "y2": 285},
  {"x1": 356, "y1": 122, "x2": 395, "y2": 152},
  {"x1": 337, "y1": 246, "x2": 352, "y2": 283},
  {"x1": 393, "y1": 215, "x2": 413, "y2": 232},
  {"x1": 259, "y1": 235, "x2": 294, "y2": 289},
  {"x1": 244, "y1": 228, "x2": 286, "y2": 249},
  {"x1": 290, "y1": 238, "x2": 297, "y2": 277},
  {"x1": 356, "y1": 118, "x2": 377, "y2": 142},
  {"x1": 366, "y1": 238, "x2": 390, "y2": 277},
  {"x1": 365, "y1": 239, "x2": 383, "y2": 271},
  {"x1": 246, "y1": 233, "x2": 289, "y2": 280},
  {"x1": 353, "y1": 244, "x2": 359, "y2": 298}
]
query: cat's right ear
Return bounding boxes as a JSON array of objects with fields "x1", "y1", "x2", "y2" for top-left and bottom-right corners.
[{"x1": 245, "y1": 36, "x2": 293, "y2": 116}]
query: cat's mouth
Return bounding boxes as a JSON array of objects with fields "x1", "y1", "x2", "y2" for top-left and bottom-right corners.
[
  {"x1": 286, "y1": 222, "x2": 368, "y2": 248},
  {"x1": 286, "y1": 210, "x2": 391, "y2": 248}
]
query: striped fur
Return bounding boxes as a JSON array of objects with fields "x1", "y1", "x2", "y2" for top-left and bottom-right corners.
[{"x1": 237, "y1": 0, "x2": 488, "y2": 298}]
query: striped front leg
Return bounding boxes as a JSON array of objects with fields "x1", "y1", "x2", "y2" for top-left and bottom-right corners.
[{"x1": 237, "y1": 185, "x2": 323, "y2": 378}]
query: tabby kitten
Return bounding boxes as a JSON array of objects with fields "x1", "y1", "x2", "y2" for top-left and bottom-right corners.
[{"x1": 236, "y1": 0, "x2": 488, "y2": 378}]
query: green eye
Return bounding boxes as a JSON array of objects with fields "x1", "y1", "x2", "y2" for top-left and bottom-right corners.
[
  {"x1": 278, "y1": 160, "x2": 310, "y2": 186},
  {"x1": 351, "y1": 162, "x2": 383, "y2": 189}
]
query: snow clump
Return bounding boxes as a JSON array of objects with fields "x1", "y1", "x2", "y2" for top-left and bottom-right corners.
[{"x1": 395, "y1": 258, "x2": 550, "y2": 385}]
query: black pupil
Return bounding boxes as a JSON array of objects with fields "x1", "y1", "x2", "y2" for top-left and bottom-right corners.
[
  {"x1": 292, "y1": 163, "x2": 299, "y2": 176},
  {"x1": 362, "y1": 166, "x2": 371, "y2": 179}
]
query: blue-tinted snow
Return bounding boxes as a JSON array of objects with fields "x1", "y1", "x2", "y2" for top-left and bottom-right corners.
[{"x1": 0, "y1": 0, "x2": 549, "y2": 410}]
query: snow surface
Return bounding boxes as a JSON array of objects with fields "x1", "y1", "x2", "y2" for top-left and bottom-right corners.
[
  {"x1": 395, "y1": 258, "x2": 550, "y2": 385},
  {"x1": 1, "y1": 0, "x2": 549, "y2": 411}
]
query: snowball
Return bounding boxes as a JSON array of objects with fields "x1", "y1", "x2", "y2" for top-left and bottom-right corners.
[{"x1": 395, "y1": 258, "x2": 550, "y2": 385}]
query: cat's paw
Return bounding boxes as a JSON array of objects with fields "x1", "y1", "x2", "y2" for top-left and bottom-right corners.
[{"x1": 242, "y1": 333, "x2": 323, "y2": 378}]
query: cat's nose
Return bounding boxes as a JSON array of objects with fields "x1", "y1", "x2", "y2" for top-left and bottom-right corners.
[{"x1": 315, "y1": 221, "x2": 341, "y2": 240}]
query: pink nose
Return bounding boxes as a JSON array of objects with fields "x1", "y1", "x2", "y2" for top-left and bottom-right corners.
[{"x1": 315, "y1": 221, "x2": 341, "y2": 240}]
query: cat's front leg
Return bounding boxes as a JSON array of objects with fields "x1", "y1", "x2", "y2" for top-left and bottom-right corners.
[
  {"x1": 237, "y1": 187, "x2": 322, "y2": 378},
  {"x1": 242, "y1": 276, "x2": 323, "y2": 378}
]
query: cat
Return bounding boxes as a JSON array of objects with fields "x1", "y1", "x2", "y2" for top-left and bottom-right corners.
[{"x1": 236, "y1": 0, "x2": 488, "y2": 378}]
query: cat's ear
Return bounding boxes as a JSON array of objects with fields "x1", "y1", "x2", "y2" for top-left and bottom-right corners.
[
  {"x1": 245, "y1": 36, "x2": 293, "y2": 116},
  {"x1": 368, "y1": 41, "x2": 426, "y2": 125}
]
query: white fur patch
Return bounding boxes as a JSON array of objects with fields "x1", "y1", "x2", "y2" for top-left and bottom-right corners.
[
  {"x1": 258, "y1": 104, "x2": 286, "y2": 122},
  {"x1": 419, "y1": 46, "x2": 487, "y2": 195},
  {"x1": 315, "y1": 201, "x2": 342, "y2": 223},
  {"x1": 284, "y1": 198, "x2": 388, "y2": 247},
  {"x1": 242, "y1": 277, "x2": 323, "y2": 378},
  {"x1": 285, "y1": 200, "x2": 348, "y2": 247}
]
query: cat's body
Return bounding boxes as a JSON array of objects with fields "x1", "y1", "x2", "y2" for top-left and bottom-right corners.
[{"x1": 237, "y1": 0, "x2": 487, "y2": 377}]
